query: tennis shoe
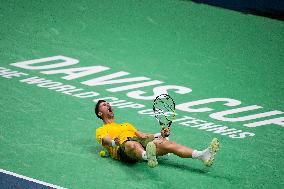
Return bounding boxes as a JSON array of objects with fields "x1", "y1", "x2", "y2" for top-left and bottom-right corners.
[
  {"x1": 203, "y1": 138, "x2": 220, "y2": 167},
  {"x1": 146, "y1": 142, "x2": 158, "y2": 168}
]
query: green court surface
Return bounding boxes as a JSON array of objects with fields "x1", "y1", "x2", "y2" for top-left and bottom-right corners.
[{"x1": 0, "y1": 0, "x2": 283, "y2": 188}]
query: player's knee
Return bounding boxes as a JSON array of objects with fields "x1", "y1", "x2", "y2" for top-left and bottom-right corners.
[{"x1": 156, "y1": 141, "x2": 176, "y2": 151}]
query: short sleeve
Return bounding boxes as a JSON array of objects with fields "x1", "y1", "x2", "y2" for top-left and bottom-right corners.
[{"x1": 96, "y1": 127, "x2": 108, "y2": 145}]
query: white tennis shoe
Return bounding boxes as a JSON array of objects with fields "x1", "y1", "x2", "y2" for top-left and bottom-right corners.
[{"x1": 202, "y1": 138, "x2": 220, "y2": 167}]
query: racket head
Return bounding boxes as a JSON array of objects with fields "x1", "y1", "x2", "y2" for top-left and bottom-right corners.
[{"x1": 153, "y1": 94, "x2": 176, "y2": 127}]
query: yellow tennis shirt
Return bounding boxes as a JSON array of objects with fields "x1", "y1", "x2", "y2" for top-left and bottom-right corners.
[{"x1": 96, "y1": 122, "x2": 137, "y2": 160}]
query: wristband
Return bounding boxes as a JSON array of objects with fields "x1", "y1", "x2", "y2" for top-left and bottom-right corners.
[
  {"x1": 111, "y1": 140, "x2": 117, "y2": 147},
  {"x1": 154, "y1": 133, "x2": 161, "y2": 138}
]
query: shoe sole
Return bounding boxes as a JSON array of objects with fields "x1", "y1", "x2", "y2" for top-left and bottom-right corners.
[
  {"x1": 204, "y1": 138, "x2": 220, "y2": 167},
  {"x1": 146, "y1": 142, "x2": 158, "y2": 168}
]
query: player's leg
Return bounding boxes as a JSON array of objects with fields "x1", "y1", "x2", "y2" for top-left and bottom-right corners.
[
  {"x1": 122, "y1": 140, "x2": 158, "y2": 167},
  {"x1": 153, "y1": 139, "x2": 193, "y2": 157},
  {"x1": 123, "y1": 141, "x2": 145, "y2": 160},
  {"x1": 153, "y1": 138, "x2": 220, "y2": 166}
]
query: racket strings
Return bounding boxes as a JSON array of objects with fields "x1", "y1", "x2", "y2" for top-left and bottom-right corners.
[
  {"x1": 153, "y1": 95, "x2": 175, "y2": 125},
  {"x1": 156, "y1": 97, "x2": 174, "y2": 111}
]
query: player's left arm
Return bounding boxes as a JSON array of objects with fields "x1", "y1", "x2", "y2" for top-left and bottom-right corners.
[
  {"x1": 135, "y1": 128, "x2": 170, "y2": 139},
  {"x1": 135, "y1": 131, "x2": 154, "y2": 138}
]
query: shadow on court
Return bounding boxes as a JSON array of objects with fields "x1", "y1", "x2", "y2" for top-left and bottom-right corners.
[{"x1": 158, "y1": 159, "x2": 234, "y2": 181}]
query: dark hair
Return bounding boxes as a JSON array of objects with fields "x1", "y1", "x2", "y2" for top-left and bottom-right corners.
[{"x1": 95, "y1": 100, "x2": 106, "y2": 119}]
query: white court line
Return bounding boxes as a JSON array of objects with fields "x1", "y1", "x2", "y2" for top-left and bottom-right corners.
[{"x1": 0, "y1": 169, "x2": 67, "y2": 189}]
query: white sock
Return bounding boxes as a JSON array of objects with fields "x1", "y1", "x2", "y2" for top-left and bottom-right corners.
[
  {"x1": 141, "y1": 151, "x2": 147, "y2": 161},
  {"x1": 192, "y1": 150, "x2": 203, "y2": 160},
  {"x1": 192, "y1": 149, "x2": 210, "y2": 161}
]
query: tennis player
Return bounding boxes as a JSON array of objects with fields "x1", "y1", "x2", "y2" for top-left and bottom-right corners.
[{"x1": 95, "y1": 100, "x2": 220, "y2": 168}]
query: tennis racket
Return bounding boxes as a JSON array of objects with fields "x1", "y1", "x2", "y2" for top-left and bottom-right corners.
[{"x1": 153, "y1": 94, "x2": 176, "y2": 137}]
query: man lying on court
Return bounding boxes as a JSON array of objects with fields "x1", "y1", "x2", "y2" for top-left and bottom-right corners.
[{"x1": 95, "y1": 100, "x2": 220, "y2": 168}]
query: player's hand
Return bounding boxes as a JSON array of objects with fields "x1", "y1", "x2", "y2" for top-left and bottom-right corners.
[{"x1": 161, "y1": 127, "x2": 170, "y2": 138}]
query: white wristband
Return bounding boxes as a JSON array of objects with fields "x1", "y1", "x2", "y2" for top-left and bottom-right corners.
[
  {"x1": 111, "y1": 140, "x2": 117, "y2": 147},
  {"x1": 154, "y1": 133, "x2": 161, "y2": 138}
]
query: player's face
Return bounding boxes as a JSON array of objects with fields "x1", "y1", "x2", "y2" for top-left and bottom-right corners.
[{"x1": 98, "y1": 101, "x2": 114, "y2": 119}]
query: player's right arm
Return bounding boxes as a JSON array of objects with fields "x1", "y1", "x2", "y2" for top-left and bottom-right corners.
[
  {"x1": 102, "y1": 135, "x2": 120, "y2": 147},
  {"x1": 96, "y1": 127, "x2": 119, "y2": 147}
]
